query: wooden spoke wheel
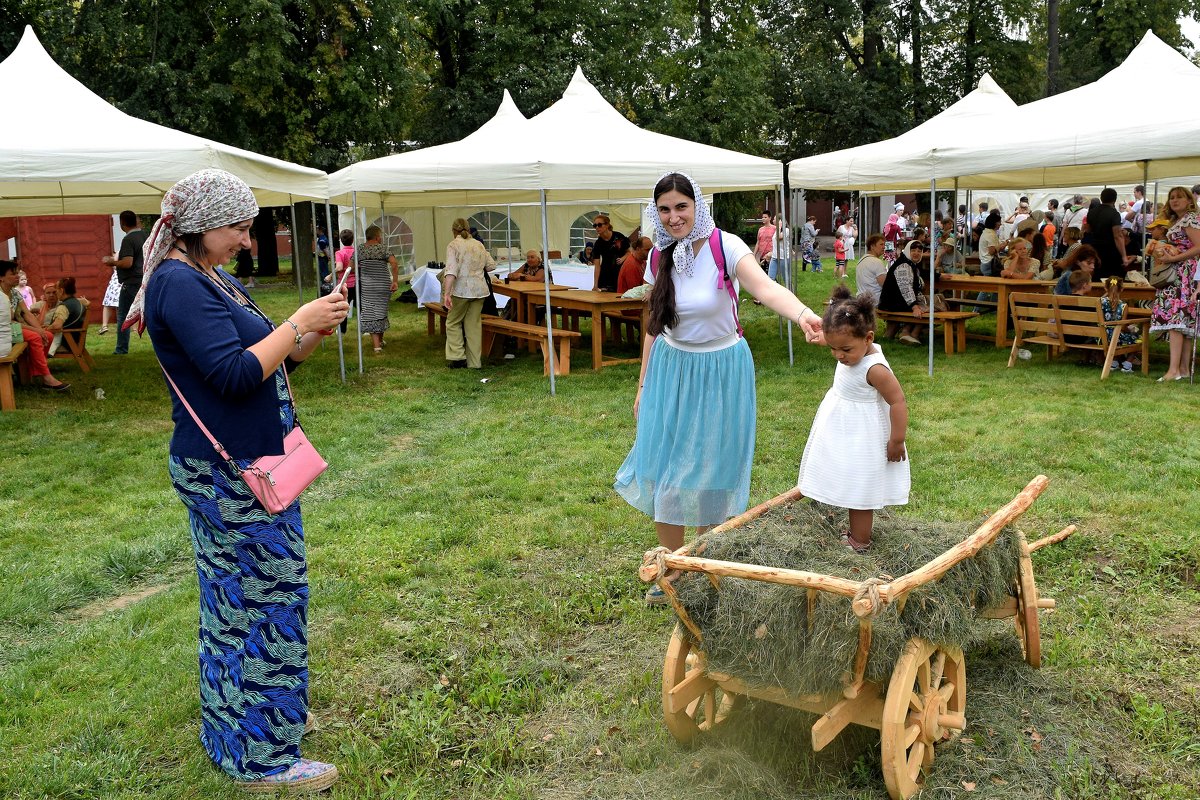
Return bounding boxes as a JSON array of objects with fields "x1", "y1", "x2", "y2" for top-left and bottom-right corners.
[
  {"x1": 1014, "y1": 531, "x2": 1042, "y2": 668},
  {"x1": 661, "y1": 624, "x2": 740, "y2": 744},
  {"x1": 880, "y1": 638, "x2": 967, "y2": 800}
]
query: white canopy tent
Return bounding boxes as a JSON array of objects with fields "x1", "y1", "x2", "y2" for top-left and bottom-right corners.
[
  {"x1": 329, "y1": 69, "x2": 788, "y2": 389},
  {"x1": 787, "y1": 74, "x2": 1017, "y2": 193},
  {"x1": 943, "y1": 30, "x2": 1200, "y2": 189},
  {"x1": 330, "y1": 69, "x2": 781, "y2": 206},
  {"x1": 0, "y1": 25, "x2": 328, "y2": 217}
]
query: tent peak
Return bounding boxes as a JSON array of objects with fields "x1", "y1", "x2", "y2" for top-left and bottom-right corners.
[
  {"x1": 494, "y1": 88, "x2": 527, "y2": 120},
  {"x1": 975, "y1": 73, "x2": 1002, "y2": 93}
]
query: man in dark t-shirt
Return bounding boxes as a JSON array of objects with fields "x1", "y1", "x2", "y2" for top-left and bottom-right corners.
[
  {"x1": 590, "y1": 214, "x2": 629, "y2": 292},
  {"x1": 102, "y1": 210, "x2": 148, "y2": 355},
  {"x1": 1088, "y1": 188, "x2": 1128, "y2": 281}
]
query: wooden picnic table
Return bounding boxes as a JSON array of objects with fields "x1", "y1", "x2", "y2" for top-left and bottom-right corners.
[
  {"x1": 934, "y1": 274, "x2": 1050, "y2": 347},
  {"x1": 488, "y1": 280, "x2": 572, "y2": 325},
  {"x1": 529, "y1": 290, "x2": 648, "y2": 370}
]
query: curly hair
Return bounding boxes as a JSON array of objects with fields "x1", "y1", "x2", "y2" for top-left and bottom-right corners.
[{"x1": 822, "y1": 284, "x2": 875, "y2": 339}]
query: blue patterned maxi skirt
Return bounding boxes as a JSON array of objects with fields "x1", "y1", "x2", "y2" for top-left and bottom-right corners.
[{"x1": 169, "y1": 454, "x2": 308, "y2": 780}]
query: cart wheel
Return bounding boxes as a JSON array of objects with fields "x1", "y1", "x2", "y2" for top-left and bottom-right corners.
[
  {"x1": 661, "y1": 624, "x2": 740, "y2": 744},
  {"x1": 880, "y1": 637, "x2": 966, "y2": 800},
  {"x1": 1014, "y1": 531, "x2": 1042, "y2": 668}
]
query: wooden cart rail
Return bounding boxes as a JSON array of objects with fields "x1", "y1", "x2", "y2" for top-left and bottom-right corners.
[{"x1": 641, "y1": 475, "x2": 1071, "y2": 619}]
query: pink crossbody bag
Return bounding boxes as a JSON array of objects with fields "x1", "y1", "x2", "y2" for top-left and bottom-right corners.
[{"x1": 161, "y1": 366, "x2": 328, "y2": 514}]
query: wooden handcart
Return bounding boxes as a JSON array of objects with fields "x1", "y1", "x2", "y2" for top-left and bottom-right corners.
[{"x1": 639, "y1": 475, "x2": 1073, "y2": 800}]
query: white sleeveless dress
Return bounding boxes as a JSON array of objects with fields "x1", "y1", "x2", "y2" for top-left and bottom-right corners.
[{"x1": 798, "y1": 346, "x2": 910, "y2": 510}]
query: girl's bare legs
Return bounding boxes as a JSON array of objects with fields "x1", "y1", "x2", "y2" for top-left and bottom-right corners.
[
  {"x1": 371, "y1": 332, "x2": 383, "y2": 352},
  {"x1": 101, "y1": 305, "x2": 114, "y2": 331},
  {"x1": 848, "y1": 509, "x2": 873, "y2": 548}
]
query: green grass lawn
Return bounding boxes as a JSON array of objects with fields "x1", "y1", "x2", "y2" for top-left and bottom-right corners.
[{"x1": 1, "y1": 266, "x2": 1197, "y2": 799}]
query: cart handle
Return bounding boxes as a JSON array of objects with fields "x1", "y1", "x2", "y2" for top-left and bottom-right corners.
[{"x1": 640, "y1": 475, "x2": 1053, "y2": 619}]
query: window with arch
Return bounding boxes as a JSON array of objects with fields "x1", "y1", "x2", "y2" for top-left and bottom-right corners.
[
  {"x1": 371, "y1": 214, "x2": 415, "y2": 270},
  {"x1": 569, "y1": 211, "x2": 604, "y2": 260},
  {"x1": 467, "y1": 210, "x2": 520, "y2": 258}
]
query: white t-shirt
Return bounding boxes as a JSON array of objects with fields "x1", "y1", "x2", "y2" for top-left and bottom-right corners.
[
  {"x1": 855, "y1": 255, "x2": 887, "y2": 305},
  {"x1": 645, "y1": 232, "x2": 752, "y2": 344},
  {"x1": 771, "y1": 226, "x2": 790, "y2": 259},
  {"x1": 979, "y1": 228, "x2": 1001, "y2": 268}
]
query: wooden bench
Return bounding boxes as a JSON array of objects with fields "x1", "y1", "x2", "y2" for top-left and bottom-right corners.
[
  {"x1": 1007, "y1": 292, "x2": 1149, "y2": 380},
  {"x1": 424, "y1": 301, "x2": 450, "y2": 335},
  {"x1": 600, "y1": 310, "x2": 641, "y2": 346},
  {"x1": 876, "y1": 310, "x2": 979, "y2": 354},
  {"x1": 481, "y1": 318, "x2": 581, "y2": 376},
  {"x1": 425, "y1": 302, "x2": 581, "y2": 375},
  {"x1": 0, "y1": 341, "x2": 29, "y2": 411},
  {"x1": 52, "y1": 322, "x2": 95, "y2": 373}
]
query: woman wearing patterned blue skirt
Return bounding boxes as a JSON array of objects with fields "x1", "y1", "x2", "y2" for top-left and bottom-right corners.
[
  {"x1": 127, "y1": 169, "x2": 349, "y2": 794},
  {"x1": 614, "y1": 173, "x2": 825, "y2": 604}
]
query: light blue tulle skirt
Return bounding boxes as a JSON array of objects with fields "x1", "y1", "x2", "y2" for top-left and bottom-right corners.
[{"x1": 614, "y1": 336, "x2": 756, "y2": 527}]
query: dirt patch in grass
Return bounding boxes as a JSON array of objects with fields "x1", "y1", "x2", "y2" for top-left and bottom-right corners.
[
  {"x1": 388, "y1": 434, "x2": 418, "y2": 453},
  {"x1": 69, "y1": 584, "x2": 170, "y2": 621}
]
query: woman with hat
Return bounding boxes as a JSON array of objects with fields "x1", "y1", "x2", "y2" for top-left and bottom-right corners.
[{"x1": 126, "y1": 168, "x2": 348, "y2": 793}]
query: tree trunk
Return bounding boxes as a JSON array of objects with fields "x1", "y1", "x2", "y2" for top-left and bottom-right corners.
[
  {"x1": 910, "y1": 0, "x2": 924, "y2": 123},
  {"x1": 963, "y1": 0, "x2": 977, "y2": 95},
  {"x1": 1046, "y1": 0, "x2": 1060, "y2": 96},
  {"x1": 253, "y1": 212, "x2": 279, "y2": 277},
  {"x1": 292, "y1": 202, "x2": 315, "y2": 289},
  {"x1": 862, "y1": 0, "x2": 884, "y2": 74}
]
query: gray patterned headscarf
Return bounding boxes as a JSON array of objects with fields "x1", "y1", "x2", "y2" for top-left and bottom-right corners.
[
  {"x1": 649, "y1": 172, "x2": 715, "y2": 278},
  {"x1": 123, "y1": 169, "x2": 259, "y2": 332}
]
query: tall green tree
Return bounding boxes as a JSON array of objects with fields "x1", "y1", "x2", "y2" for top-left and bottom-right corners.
[{"x1": 1056, "y1": 0, "x2": 1200, "y2": 90}]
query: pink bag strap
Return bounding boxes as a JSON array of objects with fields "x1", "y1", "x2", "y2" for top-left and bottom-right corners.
[
  {"x1": 649, "y1": 229, "x2": 742, "y2": 338},
  {"x1": 159, "y1": 365, "x2": 236, "y2": 463},
  {"x1": 159, "y1": 360, "x2": 296, "y2": 465}
]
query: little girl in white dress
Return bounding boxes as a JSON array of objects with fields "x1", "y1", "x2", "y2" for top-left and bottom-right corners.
[{"x1": 798, "y1": 285, "x2": 910, "y2": 552}]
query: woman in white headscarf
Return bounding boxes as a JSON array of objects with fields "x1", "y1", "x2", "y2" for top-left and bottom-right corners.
[
  {"x1": 130, "y1": 169, "x2": 348, "y2": 793},
  {"x1": 614, "y1": 172, "x2": 825, "y2": 604}
]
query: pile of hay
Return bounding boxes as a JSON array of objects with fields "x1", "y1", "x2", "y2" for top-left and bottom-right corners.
[{"x1": 673, "y1": 501, "x2": 1022, "y2": 696}]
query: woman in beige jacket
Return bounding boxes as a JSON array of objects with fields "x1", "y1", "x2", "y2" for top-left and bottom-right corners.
[{"x1": 442, "y1": 218, "x2": 495, "y2": 368}]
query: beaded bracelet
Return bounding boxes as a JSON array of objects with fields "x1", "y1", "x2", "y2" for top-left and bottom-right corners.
[{"x1": 282, "y1": 319, "x2": 303, "y2": 350}]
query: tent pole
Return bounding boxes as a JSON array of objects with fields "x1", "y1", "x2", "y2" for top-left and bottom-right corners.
[
  {"x1": 309, "y1": 202, "x2": 324, "y2": 352},
  {"x1": 352, "y1": 191, "x2": 363, "y2": 374},
  {"x1": 506, "y1": 204, "x2": 513, "y2": 266},
  {"x1": 1150, "y1": 182, "x2": 1159, "y2": 278},
  {"x1": 784, "y1": 185, "x2": 795, "y2": 366},
  {"x1": 289, "y1": 196, "x2": 302, "y2": 305},
  {"x1": 325, "y1": 200, "x2": 346, "y2": 384},
  {"x1": 928, "y1": 178, "x2": 936, "y2": 377},
  {"x1": 1141, "y1": 161, "x2": 1150, "y2": 260},
  {"x1": 540, "y1": 190, "x2": 556, "y2": 395},
  {"x1": 777, "y1": 184, "x2": 784, "y2": 340}
]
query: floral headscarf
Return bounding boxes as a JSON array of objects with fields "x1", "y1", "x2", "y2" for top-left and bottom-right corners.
[
  {"x1": 123, "y1": 169, "x2": 259, "y2": 332},
  {"x1": 649, "y1": 172, "x2": 715, "y2": 279}
]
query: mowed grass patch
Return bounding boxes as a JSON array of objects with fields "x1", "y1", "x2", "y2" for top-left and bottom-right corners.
[{"x1": 1, "y1": 274, "x2": 1197, "y2": 798}]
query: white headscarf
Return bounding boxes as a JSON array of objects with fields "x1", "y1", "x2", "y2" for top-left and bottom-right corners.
[
  {"x1": 649, "y1": 172, "x2": 715, "y2": 279},
  {"x1": 124, "y1": 169, "x2": 259, "y2": 332}
]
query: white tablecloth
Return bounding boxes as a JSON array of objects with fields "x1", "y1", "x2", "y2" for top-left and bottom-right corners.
[
  {"x1": 496, "y1": 259, "x2": 595, "y2": 290},
  {"x1": 410, "y1": 266, "x2": 511, "y2": 309}
]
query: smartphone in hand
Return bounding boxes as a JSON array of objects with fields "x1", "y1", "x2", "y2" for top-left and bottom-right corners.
[{"x1": 333, "y1": 266, "x2": 353, "y2": 296}]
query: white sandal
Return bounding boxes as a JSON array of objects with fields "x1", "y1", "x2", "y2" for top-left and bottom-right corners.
[{"x1": 235, "y1": 759, "x2": 338, "y2": 794}]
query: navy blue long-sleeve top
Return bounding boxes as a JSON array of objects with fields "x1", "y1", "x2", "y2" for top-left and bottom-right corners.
[{"x1": 145, "y1": 259, "x2": 289, "y2": 460}]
